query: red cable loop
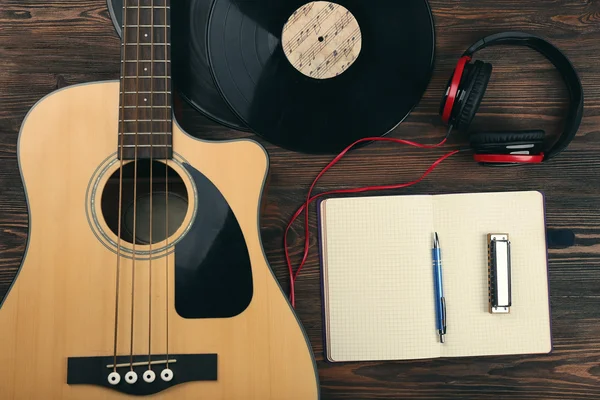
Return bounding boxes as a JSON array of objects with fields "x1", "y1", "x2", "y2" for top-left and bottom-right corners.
[{"x1": 284, "y1": 136, "x2": 460, "y2": 308}]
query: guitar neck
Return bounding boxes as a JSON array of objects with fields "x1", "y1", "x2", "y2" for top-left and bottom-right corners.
[{"x1": 118, "y1": 0, "x2": 172, "y2": 160}]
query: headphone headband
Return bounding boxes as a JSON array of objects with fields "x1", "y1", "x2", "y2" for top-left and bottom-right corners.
[{"x1": 463, "y1": 32, "x2": 584, "y2": 161}]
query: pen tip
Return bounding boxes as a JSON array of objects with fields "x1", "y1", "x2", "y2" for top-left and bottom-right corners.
[
  {"x1": 440, "y1": 334, "x2": 445, "y2": 344},
  {"x1": 434, "y1": 232, "x2": 439, "y2": 247}
]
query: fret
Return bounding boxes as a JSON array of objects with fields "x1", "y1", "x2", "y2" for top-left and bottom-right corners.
[
  {"x1": 123, "y1": 65, "x2": 169, "y2": 77},
  {"x1": 119, "y1": 147, "x2": 172, "y2": 160},
  {"x1": 122, "y1": 64, "x2": 170, "y2": 76},
  {"x1": 118, "y1": 133, "x2": 172, "y2": 145},
  {"x1": 121, "y1": 145, "x2": 172, "y2": 148},
  {"x1": 123, "y1": 43, "x2": 171, "y2": 46},
  {"x1": 120, "y1": 109, "x2": 171, "y2": 121},
  {"x1": 121, "y1": 119, "x2": 171, "y2": 122},
  {"x1": 121, "y1": 92, "x2": 170, "y2": 104},
  {"x1": 124, "y1": 6, "x2": 170, "y2": 8},
  {"x1": 122, "y1": 25, "x2": 170, "y2": 28},
  {"x1": 121, "y1": 132, "x2": 171, "y2": 137},
  {"x1": 118, "y1": 132, "x2": 173, "y2": 160},
  {"x1": 122, "y1": 61, "x2": 170, "y2": 77},
  {"x1": 119, "y1": 120, "x2": 172, "y2": 134},
  {"x1": 118, "y1": 134, "x2": 172, "y2": 144},
  {"x1": 122, "y1": 44, "x2": 169, "y2": 62},
  {"x1": 118, "y1": 0, "x2": 172, "y2": 160},
  {"x1": 119, "y1": 77, "x2": 171, "y2": 92},
  {"x1": 123, "y1": 0, "x2": 168, "y2": 6},
  {"x1": 118, "y1": 134, "x2": 172, "y2": 143},
  {"x1": 120, "y1": 76, "x2": 170, "y2": 79},
  {"x1": 120, "y1": 94, "x2": 170, "y2": 106},
  {"x1": 122, "y1": 105, "x2": 171, "y2": 109},
  {"x1": 123, "y1": 26, "x2": 171, "y2": 44},
  {"x1": 124, "y1": 7, "x2": 170, "y2": 27}
]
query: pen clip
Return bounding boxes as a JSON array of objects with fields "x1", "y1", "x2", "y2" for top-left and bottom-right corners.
[{"x1": 441, "y1": 297, "x2": 447, "y2": 334}]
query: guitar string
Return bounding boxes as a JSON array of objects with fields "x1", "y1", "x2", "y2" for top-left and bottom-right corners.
[
  {"x1": 163, "y1": 0, "x2": 170, "y2": 370},
  {"x1": 129, "y1": 0, "x2": 143, "y2": 372},
  {"x1": 147, "y1": 0, "x2": 155, "y2": 372},
  {"x1": 113, "y1": 0, "x2": 130, "y2": 374}
]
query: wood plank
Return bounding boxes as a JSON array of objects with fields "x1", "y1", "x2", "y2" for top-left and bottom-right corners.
[{"x1": 1, "y1": 0, "x2": 600, "y2": 398}]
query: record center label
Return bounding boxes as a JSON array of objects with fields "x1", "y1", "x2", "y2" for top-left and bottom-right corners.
[{"x1": 282, "y1": 1, "x2": 362, "y2": 80}]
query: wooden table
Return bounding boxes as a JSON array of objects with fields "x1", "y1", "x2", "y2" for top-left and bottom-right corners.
[{"x1": 1, "y1": 1, "x2": 599, "y2": 398}]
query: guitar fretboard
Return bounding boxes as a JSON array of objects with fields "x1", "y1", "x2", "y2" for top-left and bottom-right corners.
[{"x1": 118, "y1": 0, "x2": 172, "y2": 160}]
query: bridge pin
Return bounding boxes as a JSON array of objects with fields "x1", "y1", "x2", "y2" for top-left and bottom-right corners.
[
  {"x1": 125, "y1": 371, "x2": 138, "y2": 384},
  {"x1": 108, "y1": 372, "x2": 121, "y2": 385},
  {"x1": 161, "y1": 368, "x2": 173, "y2": 382},
  {"x1": 143, "y1": 370, "x2": 156, "y2": 383}
]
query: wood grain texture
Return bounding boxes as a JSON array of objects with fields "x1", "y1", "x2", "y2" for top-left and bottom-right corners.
[{"x1": 1, "y1": 0, "x2": 600, "y2": 399}]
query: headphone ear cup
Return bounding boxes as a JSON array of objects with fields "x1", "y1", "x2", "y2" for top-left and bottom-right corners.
[
  {"x1": 455, "y1": 61, "x2": 493, "y2": 131},
  {"x1": 470, "y1": 130, "x2": 546, "y2": 155},
  {"x1": 440, "y1": 56, "x2": 472, "y2": 125},
  {"x1": 470, "y1": 130, "x2": 546, "y2": 148},
  {"x1": 470, "y1": 130, "x2": 547, "y2": 164}
]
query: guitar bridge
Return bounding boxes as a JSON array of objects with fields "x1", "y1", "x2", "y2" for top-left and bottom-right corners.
[{"x1": 67, "y1": 354, "x2": 217, "y2": 396}]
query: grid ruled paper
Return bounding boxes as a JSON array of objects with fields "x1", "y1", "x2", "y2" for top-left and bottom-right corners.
[
  {"x1": 319, "y1": 191, "x2": 551, "y2": 362},
  {"x1": 433, "y1": 192, "x2": 552, "y2": 358},
  {"x1": 320, "y1": 195, "x2": 439, "y2": 362}
]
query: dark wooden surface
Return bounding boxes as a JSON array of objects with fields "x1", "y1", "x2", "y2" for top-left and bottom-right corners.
[{"x1": 1, "y1": 0, "x2": 600, "y2": 399}]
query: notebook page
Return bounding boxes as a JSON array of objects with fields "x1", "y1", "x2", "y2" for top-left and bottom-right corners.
[
  {"x1": 321, "y1": 195, "x2": 440, "y2": 362},
  {"x1": 432, "y1": 191, "x2": 551, "y2": 358}
]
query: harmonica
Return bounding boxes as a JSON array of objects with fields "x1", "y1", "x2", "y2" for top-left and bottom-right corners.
[{"x1": 487, "y1": 234, "x2": 512, "y2": 314}]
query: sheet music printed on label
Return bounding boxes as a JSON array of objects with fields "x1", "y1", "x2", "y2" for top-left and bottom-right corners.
[{"x1": 282, "y1": 1, "x2": 362, "y2": 80}]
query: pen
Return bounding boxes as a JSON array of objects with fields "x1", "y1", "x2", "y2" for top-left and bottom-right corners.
[{"x1": 432, "y1": 232, "x2": 447, "y2": 343}]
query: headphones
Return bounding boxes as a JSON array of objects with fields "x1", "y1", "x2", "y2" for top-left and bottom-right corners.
[{"x1": 440, "y1": 32, "x2": 584, "y2": 165}]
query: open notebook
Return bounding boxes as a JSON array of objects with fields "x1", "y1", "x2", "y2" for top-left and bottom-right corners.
[{"x1": 317, "y1": 191, "x2": 551, "y2": 363}]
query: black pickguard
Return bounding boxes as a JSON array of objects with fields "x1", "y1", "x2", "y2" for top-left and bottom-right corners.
[{"x1": 175, "y1": 163, "x2": 253, "y2": 318}]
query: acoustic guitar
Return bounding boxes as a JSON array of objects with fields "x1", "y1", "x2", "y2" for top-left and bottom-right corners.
[{"x1": 0, "y1": 0, "x2": 319, "y2": 399}]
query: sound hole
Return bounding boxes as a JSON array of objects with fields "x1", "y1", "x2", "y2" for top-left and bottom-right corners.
[{"x1": 101, "y1": 160, "x2": 188, "y2": 245}]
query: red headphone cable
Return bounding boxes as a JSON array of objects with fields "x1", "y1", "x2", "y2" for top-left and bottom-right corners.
[{"x1": 284, "y1": 129, "x2": 461, "y2": 308}]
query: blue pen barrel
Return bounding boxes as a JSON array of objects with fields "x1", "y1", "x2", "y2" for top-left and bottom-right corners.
[{"x1": 432, "y1": 247, "x2": 445, "y2": 332}]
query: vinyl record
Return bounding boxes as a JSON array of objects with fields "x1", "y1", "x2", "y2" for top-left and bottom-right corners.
[
  {"x1": 107, "y1": 0, "x2": 249, "y2": 131},
  {"x1": 207, "y1": 0, "x2": 435, "y2": 153}
]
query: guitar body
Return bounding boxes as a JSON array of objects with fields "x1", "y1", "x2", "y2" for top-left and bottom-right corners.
[{"x1": 0, "y1": 81, "x2": 319, "y2": 399}]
